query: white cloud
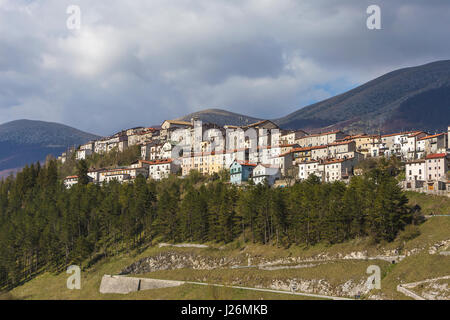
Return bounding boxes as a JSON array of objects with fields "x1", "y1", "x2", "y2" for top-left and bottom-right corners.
[{"x1": 0, "y1": 0, "x2": 449, "y2": 134}]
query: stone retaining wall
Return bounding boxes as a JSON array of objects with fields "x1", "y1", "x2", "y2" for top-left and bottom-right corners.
[{"x1": 99, "y1": 275, "x2": 184, "y2": 294}]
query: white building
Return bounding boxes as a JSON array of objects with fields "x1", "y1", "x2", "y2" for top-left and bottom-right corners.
[
  {"x1": 63, "y1": 175, "x2": 78, "y2": 188},
  {"x1": 402, "y1": 132, "x2": 427, "y2": 160},
  {"x1": 380, "y1": 131, "x2": 426, "y2": 159},
  {"x1": 87, "y1": 169, "x2": 105, "y2": 183},
  {"x1": 76, "y1": 149, "x2": 93, "y2": 160},
  {"x1": 404, "y1": 152, "x2": 449, "y2": 192},
  {"x1": 59, "y1": 152, "x2": 67, "y2": 164},
  {"x1": 149, "y1": 143, "x2": 164, "y2": 161},
  {"x1": 101, "y1": 172, "x2": 131, "y2": 183},
  {"x1": 251, "y1": 164, "x2": 281, "y2": 186},
  {"x1": 280, "y1": 130, "x2": 308, "y2": 145},
  {"x1": 298, "y1": 160, "x2": 323, "y2": 181},
  {"x1": 159, "y1": 141, "x2": 178, "y2": 160},
  {"x1": 269, "y1": 151, "x2": 294, "y2": 176},
  {"x1": 418, "y1": 133, "x2": 448, "y2": 155},
  {"x1": 322, "y1": 158, "x2": 355, "y2": 183},
  {"x1": 128, "y1": 128, "x2": 156, "y2": 146},
  {"x1": 425, "y1": 153, "x2": 448, "y2": 182},
  {"x1": 296, "y1": 130, "x2": 346, "y2": 148},
  {"x1": 98, "y1": 167, "x2": 148, "y2": 183},
  {"x1": 405, "y1": 159, "x2": 426, "y2": 189},
  {"x1": 406, "y1": 160, "x2": 426, "y2": 182},
  {"x1": 148, "y1": 159, "x2": 180, "y2": 180},
  {"x1": 298, "y1": 158, "x2": 356, "y2": 183},
  {"x1": 94, "y1": 135, "x2": 128, "y2": 154}
]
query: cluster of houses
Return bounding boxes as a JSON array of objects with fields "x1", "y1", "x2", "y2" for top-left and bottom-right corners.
[{"x1": 59, "y1": 118, "x2": 450, "y2": 195}]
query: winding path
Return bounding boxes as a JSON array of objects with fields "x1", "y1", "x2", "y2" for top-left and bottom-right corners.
[
  {"x1": 100, "y1": 274, "x2": 353, "y2": 300},
  {"x1": 183, "y1": 280, "x2": 353, "y2": 300}
]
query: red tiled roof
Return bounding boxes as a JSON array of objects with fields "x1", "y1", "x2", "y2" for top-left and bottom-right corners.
[
  {"x1": 236, "y1": 161, "x2": 257, "y2": 167},
  {"x1": 278, "y1": 151, "x2": 295, "y2": 157},
  {"x1": 163, "y1": 120, "x2": 193, "y2": 126},
  {"x1": 381, "y1": 130, "x2": 420, "y2": 138},
  {"x1": 425, "y1": 153, "x2": 447, "y2": 160},
  {"x1": 324, "y1": 157, "x2": 354, "y2": 165},
  {"x1": 142, "y1": 159, "x2": 174, "y2": 165},
  {"x1": 418, "y1": 133, "x2": 447, "y2": 141},
  {"x1": 292, "y1": 146, "x2": 313, "y2": 153},
  {"x1": 298, "y1": 159, "x2": 320, "y2": 164},
  {"x1": 327, "y1": 140, "x2": 354, "y2": 147},
  {"x1": 337, "y1": 134, "x2": 372, "y2": 141},
  {"x1": 64, "y1": 175, "x2": 78, "y2": 179},
  {"x1": 225, "y1": 148, "x2": 247, "y2": 153},
  {"x1": 279, "y1": 143, "x2": 297, "y2": 148},
  {"x1": 242, "y1": 119, "x2": 278, "y2": 129},
  {"x1": 291, "y1": 145, "x2": 328, "y2": 153},
  {"x1": 301, "y1": 130, "x2": 343, "y2": 138},
  {"x1": 103, "y1": 168, "x2": 136, "y2": 174},
  {"x1": 409, "y1": 131, "x2": 427, "y2": 138}
]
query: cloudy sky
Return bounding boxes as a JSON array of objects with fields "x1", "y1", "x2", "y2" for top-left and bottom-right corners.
[{"x1": 1, "y1": 0, "x2": 449, "y2": 135}]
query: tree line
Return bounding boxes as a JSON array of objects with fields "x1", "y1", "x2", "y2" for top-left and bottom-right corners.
[{"x1": 0, "y1": 159, "x2": 417, "y2": 289}]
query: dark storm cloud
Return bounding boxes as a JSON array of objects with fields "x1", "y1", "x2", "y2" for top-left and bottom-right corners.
[{"x1": 0, "y1": 0, "x2": 449, "y2": 135}]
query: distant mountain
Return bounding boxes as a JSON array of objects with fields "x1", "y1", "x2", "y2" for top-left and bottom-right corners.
[
  {"x1": 274, "y1": 60, "x2": 450, "y2": 134},
  {"x1": 175, "y1": 61, "x2": 450, "y2": 134},
  {"x1": 0, "y1": 119, "x2": 100, "y2": 174},
  {"x1": 176, "y1": 108, "x2": 262, "y2": 127}
]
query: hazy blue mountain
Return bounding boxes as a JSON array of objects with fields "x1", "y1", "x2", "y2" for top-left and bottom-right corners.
[{"x1": 0, "y1": 119, "x2": 100, "y2": 174}]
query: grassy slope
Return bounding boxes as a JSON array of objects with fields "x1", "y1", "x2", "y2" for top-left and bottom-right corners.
[
  {"x1": 5, "y1": 217, "x2": 449, "y2": 300},
  {"x1": 5, "y1": 245, "x2": 317, "y2": 300},
  {"x1": 138, "y1": 260, "x2": 390, "y2": 289},
  {"x1": 377, "y1": 216, "x2": 450, "y2": 299},
  {"x1": 405, "y1": 191, "x2": 450, "y2": 215}
]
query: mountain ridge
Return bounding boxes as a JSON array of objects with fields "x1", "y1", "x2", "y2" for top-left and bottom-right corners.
[
  {"x1": 0, "y1": 119, "x2": 100, "y2": 175},
  {"x1": 2, "y1": 60, "x2": 449, "y2": 176},
  {"x1": 176, "y1": 108, "x2": 262, "y2": 127},
  {"x1": 172, "y1": 60, "x2": 450, "y2": 134},
  {"x1": 274, "y1": 59, "x2": 450, "y2": 133}
]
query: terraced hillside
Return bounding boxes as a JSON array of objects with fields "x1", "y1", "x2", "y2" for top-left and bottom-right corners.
[{"x1": 5, "y1": 216, "x2": 449, "y2": 300}]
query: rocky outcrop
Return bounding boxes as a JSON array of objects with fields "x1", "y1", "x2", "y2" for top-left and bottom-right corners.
[
  {"x1": 120, "y1": 251, "x2": 242, "y2": 275},
  {"x1": 397, "y1": 276, "x2": 450, "y2": 300},
  {"x1": 428, "y1": 240, "x2": 450, "y2": 255},
  {"x1": 255, "y1": 250, "x2": 405, "y2": 267},
  {"x1": 270, "y1": 278, "x2": 370, "y2": 298}
]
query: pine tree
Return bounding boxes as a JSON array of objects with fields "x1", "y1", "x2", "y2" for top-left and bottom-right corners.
[{"x1": 77, "y1": 159, "x2": 90, "y2": 185}]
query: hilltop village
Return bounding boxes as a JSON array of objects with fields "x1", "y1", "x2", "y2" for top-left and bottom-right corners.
[{"x1": 58, "y1": 118, "x2": 450, "y2": 195}]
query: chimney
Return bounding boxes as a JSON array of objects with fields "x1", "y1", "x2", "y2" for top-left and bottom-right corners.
[{"x1": 447, "y1": 125, "x2": 450, "y2": 149}]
